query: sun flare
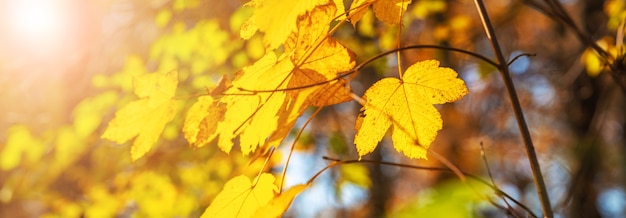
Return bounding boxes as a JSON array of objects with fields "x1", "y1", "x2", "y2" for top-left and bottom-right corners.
[{"x1": 7, "y1": 0, "x2": 67, "y2": 42}]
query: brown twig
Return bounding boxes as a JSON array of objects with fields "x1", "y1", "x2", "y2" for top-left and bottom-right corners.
[
  {"x1": 238, "y1": 44, "x2": 499, "y2": 93},
  {"x1": 314, "y1": 156, "x2": 538, "y2": 218},
  {"x1": 473, "y1": 0, "x2": 553, "y2": 217}
]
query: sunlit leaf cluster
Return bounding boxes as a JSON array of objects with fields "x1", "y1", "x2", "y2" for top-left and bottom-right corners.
[{"x1": 100, "y1": 0, "x2": 468, "y2": 216}]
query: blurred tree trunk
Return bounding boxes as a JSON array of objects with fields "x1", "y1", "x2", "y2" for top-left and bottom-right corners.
[
  {"x1": 365, "y1": 148, "x2": 392, "y2": 218},
  {"x1": 565, "y1": 0, "x2": 606, "y2": 217}
]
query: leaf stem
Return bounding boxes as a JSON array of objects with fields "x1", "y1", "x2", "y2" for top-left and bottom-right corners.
[
  {"x1": 481, "y1": 142, "x2": 519, "y2": 216},
  {"x1": 396, "y1": 11, "x2": 405, "y2": 78},
  {"x1": 473, "y1": 0, "x2": 552, "y2": 217}
]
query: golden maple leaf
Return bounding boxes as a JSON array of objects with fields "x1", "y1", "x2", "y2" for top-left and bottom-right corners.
[
  {"x1": 285, "y1": 2, "x2": 356, "y2": 107},
  {"x1": 182, "y1": 95, "x2": 225, "y2": 148},
  {"x1": 184, "y1": 3, "x2": 355, "y2": 156},
  {"x1": 220, "y1": 52, "x2": 291, "y2": 155},
  {"x1": 201, "y1": 173, "x2": 277, "y2": 218},
  {"x1": 254, "y1": 184, "x2": 309, "y2": 218},
  {"x1": 354, "y1": 60, "x2": 468, "y2": 159},
  {"x1": 241, "y1": 0, "x2": 329, "y2": 50},
  {"x1": 102, "y1": 71, "x2": 178, "y2": 161},
  {"x1": 348, "y1": 0, "x2": 412, "y2": 25}
]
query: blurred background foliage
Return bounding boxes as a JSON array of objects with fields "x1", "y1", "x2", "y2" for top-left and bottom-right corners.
[{"x1": 0, "y1": 0, "x2": 624, "y2": 217}]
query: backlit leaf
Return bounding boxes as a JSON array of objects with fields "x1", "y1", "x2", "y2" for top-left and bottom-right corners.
[
  {"x1": 183, "y1": 95, "x2": 225, "y2": 148},
  {"x1": 241, "y1": 0, "x2": 329, "y2": 50},
  {"x1": 340, "y1": 164, "x2": 372, "y2": 188},
  {"x1": 102, "y1": 71, "x2": 178, "y2": 161},
  {"x1": 192, "y1": 3, "x2": 355, "y2": 156},
  {"x1": 354, "y1": 60, "x2": 468, "y2": 159},
  {"x1": 255, "y1": 184, "x2": 308, "y2": 218},
  {"x1": 285, "y1": 3, "x2": 356, "y2": 107},
  {"x1": 347, "y1": 0, "x2": 373, "y2": 26},
  {"x1": 73, "y1": 91, "x2": 118, "y2": 138},
  {"x1": 202, "y1": 173, "x2": 277, "y2": 218},
  {"x1": 349, "y1": 0, "x2": 412, "y2": 25},
  {"x1": 218, "y1": 52, "x2": 290, "y2": 154},
  {"x1": 373, "y1": 0, "x2": 412, "y2": 24},
  {"x1": 182, "y1": 73, "x2": 231, "y2": 146},
  {"x1": 128, "y1": 171, "x2": 196, "y2": 217}
]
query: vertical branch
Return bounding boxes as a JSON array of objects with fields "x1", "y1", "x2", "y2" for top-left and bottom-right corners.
[{"x1": 472, "y1": 0, "x2": 553, "y2": 217}]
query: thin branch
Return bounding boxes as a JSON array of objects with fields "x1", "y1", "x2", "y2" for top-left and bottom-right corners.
[
  {"x1": 315, "y1": 156, "x2": 538, "y2": 218},
  {"x1": 238, "y1": 44, "x2": 499, "y2": 93},
  {"x1": 481, "y1": 142, "x2": 522, "y2": 217},
  {"x1": 252, "y1": 147, "x2": 275, "y2": 185},
  {"x1": 279, "y1": 107, "x2": 323, "y2": 192},
  {"x1": 473, "y1": 0, "x2": 553, "y2": 217},
  {"x1": 522, "y1": 0, "x2": 626, "y2": 91},
  {"x1": 508, "y1": 53, "x2": 536, "y2": 66},
  {"x1": 531, "y1": 0, "x2": 612, "y2": 60}
]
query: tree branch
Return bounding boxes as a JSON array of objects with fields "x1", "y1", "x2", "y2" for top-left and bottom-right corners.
[{"x1": 473, "y1": 0, "x2": 553, "y2": 217}]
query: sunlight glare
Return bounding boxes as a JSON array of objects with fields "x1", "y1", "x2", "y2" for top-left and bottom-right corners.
[{"x1": 7, "y1": 0, "x2": 66, "y2": 42}]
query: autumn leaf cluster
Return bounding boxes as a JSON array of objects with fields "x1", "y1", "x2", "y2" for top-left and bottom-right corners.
[{"x1": 101, "y1": 0, "x2": 468, "y2": 216}]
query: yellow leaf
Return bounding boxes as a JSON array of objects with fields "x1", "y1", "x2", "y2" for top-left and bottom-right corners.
[
  {"x1": 102, "y1": 71, "x2": 178, "y2": 161},
  {"x1": 349, "y1": 0, "x2": 412, "y2": 25},
  {"x1": 240, "y1": 17, "x2": 258, "y2": 40},
  {"x1": 242, "y1": 0, "x2": 329, "y2": 50},
  {"x1": 332, "y1": 0, "x2": 347, "y2": 21},
  {"x1": 261, "y1": 3, "x2": 354, "y2": 149},
  {"x1": 202, "y1": 173, "x2": 278, "y2": 218},
  {"x1": 72, "y1": 91, "x2": 118, "y2": 138},
  {"x1": 373, "y1": 0, "x2": 412, "y2": 24},
  {"x1": 340, "y1": 164, "x2": 372, "y2": 188},
  {"x1": 155, "y1": 9, "x2": 172, "y2": 28},
  {"x1": 347, "y1": 0, "x2": 373, "y2": 26},
  {"x1": 218, "y1": 52, "x2": 290, "y2": 154},
  {"x1": 582, "y1": 48, "x2": 603, "y2": 77},
  {"x1": 580, "y1": 37, "x2": 613, "y2": 78},
  {"x1": 411, "y1": 0, "x2": 446, "y2": 19},
  {"x1": 354, "y1": 60, "x2": 468, "y2": 159},
  {"x1": 285, "y1": 3, "x2": 355, "y2": 107},
  {"x1": 183, "y1": 95, "x2": 225, "y2": 148},
  {"x1": 84, "y1": 185, "x2": 122, "y2": 218},
  {"x1": 255, "y1": 184, "x2": 308, "y2": 218},
  {"x1": 209, "y1": 3, "x2": 354, "y2": 155},
  {"x1": 51, "y1": 127, "x2": 85, "y2": 175},
  {"x1": 0, "y1": 125, "x2": 44, "y2": 170},
  {"x1": 112, "y1": 55, "x2": 148, "y2": 92},
  {"x1": 128, "y1": 171, "x2": 196, "y2": 217}
]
